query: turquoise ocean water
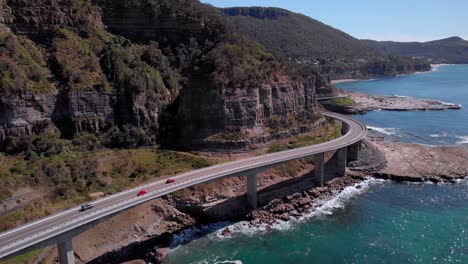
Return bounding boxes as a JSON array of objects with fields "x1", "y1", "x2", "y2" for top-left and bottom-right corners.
[
  {"x1": 164, "y1": 65, "x2": 468, "y2": 264},
  {"x1": 336, "y1": 65, "x2": 468, "y2": 145}
]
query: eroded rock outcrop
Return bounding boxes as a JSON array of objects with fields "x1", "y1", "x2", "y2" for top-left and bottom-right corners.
[{"x1": 0, "y1": 0, "x2": 327, "y2": 150}]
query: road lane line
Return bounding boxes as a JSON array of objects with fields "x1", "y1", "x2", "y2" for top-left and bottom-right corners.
[{"x1": 0, "y1": 112, "x2": 366, "y2": 258}]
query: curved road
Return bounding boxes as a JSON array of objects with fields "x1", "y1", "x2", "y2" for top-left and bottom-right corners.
[{"x1": 0, "y1": 111, "x2": 367, "y2": 260}]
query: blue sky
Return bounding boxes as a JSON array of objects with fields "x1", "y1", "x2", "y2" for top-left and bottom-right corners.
[{"x1": 202, "y1": 0, "x2": 468, "y2": 42}]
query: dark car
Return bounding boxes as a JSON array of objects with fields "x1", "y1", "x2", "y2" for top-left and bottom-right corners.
[
  {"x1": 80, "y1": 203, "x2": 94, "y2": 211},
  {"x1": 166, "y1": 178, "x2": 175, "y2": 184}
]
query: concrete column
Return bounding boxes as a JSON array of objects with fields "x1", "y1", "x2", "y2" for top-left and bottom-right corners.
[
  {"x1": 314, "y1": 152, "x2": 325, "y2": 186},
  {"x1": 341, "y1": 122, "x2": 350, "y2": 135},
  {"x1": 57, "y1": 239, "x2": 75, "y2": 264},
  {"x1": 347, "y1": 142, "x2": 361, "y2": 162},
  {"x1": 336, "y1": 147, "x2": 347, "y2": 177},
  {"x1": 246, "y1": 174, "x2": 257, "y2": 209}
]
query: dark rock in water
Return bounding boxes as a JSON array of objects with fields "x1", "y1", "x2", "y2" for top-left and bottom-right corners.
[
  {"x1": 121, "y1": 260, "x2": 146, "y2": 264},
  {"x1": 278, "y1": 213, "x2": 290, "y2": 221},
  {"x1": 374, "y1": 172, "x2": 425, "y2": 182},
  {"x1": 221, "y1": 228, "x2": 232, "y2": 237},
  {"x1": 147, "y1": 247, "x2": 170, "y2": 264},
  {"x1": 297, "y1": 197, "x2": 312, "y2": 206}
]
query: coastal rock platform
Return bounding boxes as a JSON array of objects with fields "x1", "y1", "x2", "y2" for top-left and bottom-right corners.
[
  {"x1": 331, "y1": 91, "x2": 462, "y2": 114},
  {"x1": 372, "y1": 138, "x2": 468, "y2": 183}
]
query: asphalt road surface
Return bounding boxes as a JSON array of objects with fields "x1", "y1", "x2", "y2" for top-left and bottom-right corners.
[{"x1": 0, "y1": 111, "x2": 367, "y2": 260}]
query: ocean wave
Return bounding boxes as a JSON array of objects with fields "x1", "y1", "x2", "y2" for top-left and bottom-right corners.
[
  {"x1": 456, "y1": 136, "x2": 468, "y2": 145},
  {"x1": 367, "y1": 126, "x2": 398, "y2": 135},
  {"x1": 216, "y1": 179, "x2": 385, "y2": 236},
  {"x1": 429, "y1": 132, "x2": 448, "y2": 138},
  {"x1": 439, "y1": 101, "x2": 462, "y2": 108},
  {"x1": 190, "y1": 259, "x2": 243, "y2": 264},
  {"x1": 430, "y1": 64, "x2": 453, "y2": 72},
  {"x1": 170, "y1": 179, "x2": 386, "y2": 250},
  {"x1": 171, "y1": 221, "x2": 233, "y2": 248}
]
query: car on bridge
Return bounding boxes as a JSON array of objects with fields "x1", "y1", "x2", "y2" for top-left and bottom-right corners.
[
  {"x1": 166, "y1": 178, "x2": 175, "y2": 184},
  {"x1": 137, "y1": 190, "x2": 148, "y2": 196},
  {"x1": 80, "y1": 204, "x2": 94, "y2": 211}
]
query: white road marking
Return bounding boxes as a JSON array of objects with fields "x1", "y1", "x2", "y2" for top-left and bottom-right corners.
[{"x1": 0, "y1": 112, "x2": 366, "y2": 258}]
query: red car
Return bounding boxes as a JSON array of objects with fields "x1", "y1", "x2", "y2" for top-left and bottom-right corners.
[
  {"x1": 137, "y1": 190, "x2": 148, "y2": 196},
  {"x1": 166, "y1": 178, "x2": 175, "y2": 184}
]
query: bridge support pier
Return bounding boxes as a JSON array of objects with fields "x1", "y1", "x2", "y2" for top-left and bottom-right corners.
[
  {"x1": 341, "y1": 122, "x2": 350, "y2": 135},
  {"x1": 336, "y1": 147, "x2": 347, "y2": 177},
  {"x1": 314, "y1": 153, "x2": 325, "y2": 186},
  {"x1": 246, "y1": 174, "x2": 257, "y2": 209},
  {"x1": 348, "y1": 142, "x2": 361, "y2": 162},
  {"x1": 57, "y1": 239, "x2": 75, "y2": 264}
]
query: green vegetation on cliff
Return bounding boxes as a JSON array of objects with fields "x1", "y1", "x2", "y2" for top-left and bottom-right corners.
[
  {"x1": 363, "y1": 37, "x2": 468, "y2": 64},
  {"x1": 221, "y1": 7, "x2": 431, "y2": 80},
  {"x1": 223, "y1": 7, "x2": 377, "y2": 60},
  {"x1": 0, "y1": 1, "x2": 335, "y2": 249},
  {"x1": 267, "y1": 122, "x2": 341, "y2": 153},
  {"x1": 0, "y1": 32, "x2": 55, "y2": 94},
  {"x1": 205, "y1": 40, "x2": 280, "y2": 88},
  {"x1": 320, "y1": 97, "x2": 356, "y2": 113},
  {"x1": 0, "y1": 146, "x2": 217, "y2": 231}
]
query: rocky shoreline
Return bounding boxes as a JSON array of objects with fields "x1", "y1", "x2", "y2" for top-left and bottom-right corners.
[
  {"x1": 371, "y1": 138, "x2": 468, "y2": 183},
  {"x1": 36, "y1": 138, "x2": 468, "y2": 264},
  {"x1": 323, "y1": 90, "x2": 462, "y2": 114},
  {"x1": 344, "y1": 91, "x2": 461, "y2": 114}
]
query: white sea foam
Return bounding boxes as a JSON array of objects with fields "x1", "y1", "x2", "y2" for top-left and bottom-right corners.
[
  {"x1": 171, "y1": 221, "x2": 233, "y2": 248},
  {"x1": 191, "y1": 259, "x2": 243, "y2": 264},
  {"x1": 298, "y1": 178, "x2": 386, "y2": 219},
  {"x1": 393, "y1": 95, "x2": 410, "y2": 98},
  {"x1": 215, "y1": 178, "x2": 386, "y2": 236},
  {"x1": 170, "y1": 179, "x2": 386, "y2": 250},
  {"x1": 429, "y1": 132, "x2": 448, "y2": 138},
  {"x1": 367, "y1": 126, "x2": 398, "y2": 135},
  {"x1": 440, "y1": 101, "x2": 462, "y2": 108},
  {"x1": 455, "y1": 178, "x2": 468, "y2": 185},
  {"x1": 431, "y1": 64, "x2": 453, "y2": 72},
  {"x1": 456, "y1": 136, "x2": 468, "y2": 145}
]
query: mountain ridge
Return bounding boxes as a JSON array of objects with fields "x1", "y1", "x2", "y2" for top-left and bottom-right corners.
[
  {"x1": 363, "y1": 36, "x2": 468, "y2": 64},
  {"x1": 221, "y1": 6, "x2": 431, "y2": 80}
]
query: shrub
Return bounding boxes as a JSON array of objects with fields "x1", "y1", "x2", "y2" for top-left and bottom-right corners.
[
  {"x1": 72, "y1": 133, "x2": 100, "y2": 151},
  {"x1": 101, "y1": 125, "x2": 153, "y2": 149}
]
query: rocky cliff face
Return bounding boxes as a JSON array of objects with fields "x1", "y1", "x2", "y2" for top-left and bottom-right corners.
[
  {"x1": 2, "y1": 0, "x2": 103, "y2": 32},
  {"x1": 161, "y1": 74, "x2": 320, "y2": 148},
  {"x1": 0, "y1": 93, "x2": 56, "y2": 141},
  {"x1": 0, "y1": 0, "x2": 324, "y2": 150}
]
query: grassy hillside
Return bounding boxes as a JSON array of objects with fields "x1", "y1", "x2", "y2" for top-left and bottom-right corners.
[
  {"x1": 221, "y1": 7, "x2": 431, "y2": 80},
  {"x1": 363, "y1": 37, "x2": 468, "y2": 64},
  {"x1": 222, "y1": 7, "x2": 379, "y2": 60}
]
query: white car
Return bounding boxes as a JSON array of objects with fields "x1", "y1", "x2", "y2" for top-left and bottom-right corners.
[{"x1": 80, "y1": 203, "x2": 94, "y2": 211}]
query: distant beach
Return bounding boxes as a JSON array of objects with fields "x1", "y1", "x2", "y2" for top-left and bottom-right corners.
[{"x1": 330, "y1": 78, "x2": 361, "y2": 84}]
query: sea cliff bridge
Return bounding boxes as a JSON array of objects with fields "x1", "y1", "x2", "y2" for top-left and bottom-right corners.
[{"x1": 0, "y1": 111, "x2": 367, "y2": 264}]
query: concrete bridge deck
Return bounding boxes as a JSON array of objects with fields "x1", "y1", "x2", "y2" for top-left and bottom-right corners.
[{"x1": 0, "y1": 111, "x2": 367, "y2": 263}]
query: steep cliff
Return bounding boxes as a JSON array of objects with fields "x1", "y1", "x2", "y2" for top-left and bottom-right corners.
[
  {"x1": 0, "y1": 0, "x2": 326, "y2": 150},
  {"x1": 0, "y1": 0, "x2": 173, "y2": 141}
]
